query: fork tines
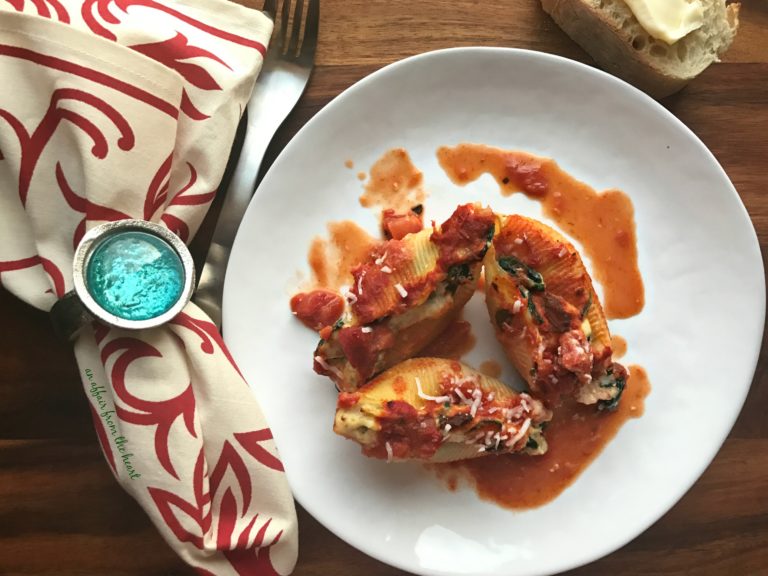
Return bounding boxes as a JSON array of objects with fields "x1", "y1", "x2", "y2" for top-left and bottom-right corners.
[{"x1": 263, "y1": 0, "x2": 319, "y2": 61}]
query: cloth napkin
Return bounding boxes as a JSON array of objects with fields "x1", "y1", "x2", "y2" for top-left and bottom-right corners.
[{"x1": 0, "y1": 2, "x2": 298, "y2": 575}]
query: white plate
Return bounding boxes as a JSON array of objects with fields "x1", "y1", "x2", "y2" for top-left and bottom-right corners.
[{"x1": 224, "y1": 48, "x2": 765, "y2": 576}]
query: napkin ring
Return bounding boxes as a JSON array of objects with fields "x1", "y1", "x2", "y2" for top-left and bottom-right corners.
[{"x1": 51, "y1": 220, "x2": 195, "y2": 341}]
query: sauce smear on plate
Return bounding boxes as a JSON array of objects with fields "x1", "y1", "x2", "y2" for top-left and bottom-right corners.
[
  {"x1": 479, "y1": 360, "x2": 502, "y2": 378},
  {"x1": 611, "y1": 335, "x2": 628, "y2": 359},
  {"x1": 298, "y1": 146, "x2": 651, "y2": 511},
  {"x1": 360, "y1": 148, "x2": 427, "y2": 212},
  {"x1": 437, "y1": 143, "x2": 644, "y2": 319},
  {"x1": 440, "y1": 365, "x2": 650, "y2": 509},
  {"x1": 418, "y1": 318, "x2": 476, "y2": 360},
  {"x1": 308, "y1": 221, "x2": 376, "y2": 290}
]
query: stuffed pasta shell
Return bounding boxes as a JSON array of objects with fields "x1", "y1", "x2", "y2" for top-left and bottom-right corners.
[
  {"x1": 334, "y1": 358, "x2": 551, "y2": 462},
  {"x1": 315, "y1": 204, "x2": 495, "y2": 392},
  {"x1": 484, "y1": 215, "x2": 627, "y2": 409}
]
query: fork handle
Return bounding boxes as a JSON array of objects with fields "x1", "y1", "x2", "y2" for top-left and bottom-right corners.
[{"x1": 193, "y1": 110, "x2": 272, "y2": 328}]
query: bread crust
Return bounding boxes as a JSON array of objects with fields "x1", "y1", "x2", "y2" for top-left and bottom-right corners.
[{"x1": 541, "y1": 0, "x2": 740, "y2": 99}]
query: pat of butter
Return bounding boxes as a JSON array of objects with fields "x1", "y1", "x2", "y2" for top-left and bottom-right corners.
[{"x1": 623, "y1": 0, "x2": 705, "y2": 44}]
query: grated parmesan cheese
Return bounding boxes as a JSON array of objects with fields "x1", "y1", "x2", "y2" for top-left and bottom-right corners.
[
  {"x1": 314, "y1": 355, "x2": 343, "y2": 379},
  {"x1": 415, "y1": 377, "x2": 451, "y2": 404},
  {"x1": 361, "y1": 326, "x2": 373, "y2": 334},
  {"x1": 512, "y1": 300, "x2": 522, "y2": 314},
  {"x1": 380, "y1": 265, "x2": 392, "y2": 274},
  {"x1": 394, "y1": 283, "x2": 408, "y2": 298},
  {"x1": 341, "y1": 285, "x2": 357, "y2": 304},
  {"x1": 507, "y1": 418, "x2": 531, "y2": 448},
  {"x1": 453, "y1": 388, "x2": 471, "y2": 405},
  {"x1": 470, "y1": 397, "x2": 481, "y2": 418},
  {"x1": 375, "y1": 251, "x2": 388, "y2": 265},
  {"x1": 385, "y1": 441, "x2": 393, "y2": 463}
]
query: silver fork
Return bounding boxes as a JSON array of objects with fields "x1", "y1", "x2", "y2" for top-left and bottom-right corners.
[{"x1": 193, "y1": 0, "x2": 318, "y2": 328}]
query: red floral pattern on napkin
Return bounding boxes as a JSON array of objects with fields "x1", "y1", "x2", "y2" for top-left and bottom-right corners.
[{"x1": 0, "y1": 5, "x2": 298, "y2": 575}]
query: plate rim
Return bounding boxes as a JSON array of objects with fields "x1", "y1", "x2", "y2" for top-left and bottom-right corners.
[{"x1": 224, "y1": 46, "x2": 766, "y2": 576}]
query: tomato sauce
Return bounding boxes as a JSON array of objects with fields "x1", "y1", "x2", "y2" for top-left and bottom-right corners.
[
  {"x1": 478, "y1": 360, "x2": 502, "y2": 378},
  {"x1": 367, "y1": 400, "x2": 443, "y2": 460},
  {"x1": 418, "y1": 318, "x2": 476, "y2": 360},
  {"x1": 611, "y1": 335, "x2": 628, "y2": 359},
  {"x1": 431, "y1": 204, "x2": 496, "y2": 268},
  {"x1": 437, "y1": 144, "x2": 644, "y2": 319},
  {"x1": 289, "y1": 290, "x2": 345, "y2": 331},
  {"x1": 300, "y1": 145, "x2": 650, "y2": 512},
  {"x1": 359, "y1": 148, "x2": 427, "y2": 213},
  {"x1": 436, "y1": 365, "x2": 650, "y2": 509},
  {"x1": 308, "y1": 220, "x2": 377, "y2": 290},
  {"x1": 381, "y1": 208, "x2": 424, "y2": 240}
]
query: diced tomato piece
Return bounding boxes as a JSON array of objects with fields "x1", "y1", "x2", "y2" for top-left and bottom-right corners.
[
  {"x1": 382, "y1": 208, "x2": 423, "y2": 240},
  {"x1": 431, "y1": 204, "x2": 495, "y2": 268},
  {"x1": 337, "y1": 325, "x2": 395, "y2": 381},
  {"x1": 290, "y1": 290, "x2": 344, "y2": 331}
]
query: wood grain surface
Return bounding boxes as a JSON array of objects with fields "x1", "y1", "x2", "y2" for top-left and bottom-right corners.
[{"x1": 2, "y1": 1, "x2": 767, "y2": 575}]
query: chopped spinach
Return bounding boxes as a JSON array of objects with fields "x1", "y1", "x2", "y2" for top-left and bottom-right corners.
[
  {"x1": 446, "y1": 263, "x2": 473, "y2": 294},
  {"x1": 498, "y1": 256, "x2": 545, "y2": 291},
  {"x1": 411, "y1": 204, "x2": 424, "y2": 215},
  {"x1": 447, "y1": 413, "x2": 474, "y2": 428},
  {"x1": 474, "y1": 419, "x2": 504, "y2": 430},
  {"x1": 526, "y1": 436, "x2": 539, "y2": 450},
  {"x1": 477, "y1": 226, "x2": 495, "y2": 259},
  {"x1": 527, "y1": 296, "x2": 544, "y2": 324},
  {"x1": 597, "y1": 375, "x2": 626, "y2": 411}
]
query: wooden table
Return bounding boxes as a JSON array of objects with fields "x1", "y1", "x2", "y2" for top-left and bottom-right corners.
[{"x1": 2, "y1": 2, "x2": 767, "y2": 575}]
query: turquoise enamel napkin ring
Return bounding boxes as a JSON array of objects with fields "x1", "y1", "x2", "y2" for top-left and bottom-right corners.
[{"x1": 51, "y1": 220, "x2": 195, "y2": 340}]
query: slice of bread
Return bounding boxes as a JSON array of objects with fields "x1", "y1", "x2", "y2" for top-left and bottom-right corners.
[{"x1": 541, "y1": 0, "x2": 740, "y2": 98}]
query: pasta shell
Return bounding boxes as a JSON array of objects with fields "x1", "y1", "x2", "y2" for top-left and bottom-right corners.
[
  {"x1": 484, "y1": 215, "x2": 625, "y2": 408},
  {"x1": 350, "y1": 228, "x2": 440, "y2": 320},
  {"x1": 333, "y1": 358, "x2": 551, "y2": 462},
  {"x1": 584, "y1": 290, "x2": 611, "y2": 351},
  {"x1": 484, "y1": 245, "x2": 537, "y2": 380},
  {"x1": 316, "y1": 204, "x2": 495, "y2": 391}
]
